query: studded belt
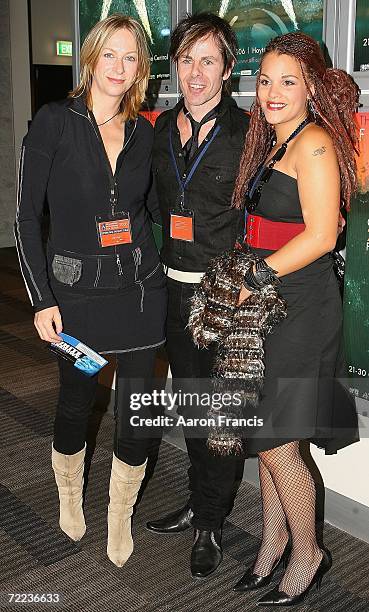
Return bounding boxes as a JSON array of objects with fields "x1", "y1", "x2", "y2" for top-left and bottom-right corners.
[{"x1": 246, "y1": 214, "x2": 305, "y2": 250}]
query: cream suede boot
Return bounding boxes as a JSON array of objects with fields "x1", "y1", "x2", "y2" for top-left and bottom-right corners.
[
  {"x1": 107, "y1": 454, "x2": 147, "y2": 567},
  {"x1": 51, "y1": 444, "x2": 86, "y2": 541}
]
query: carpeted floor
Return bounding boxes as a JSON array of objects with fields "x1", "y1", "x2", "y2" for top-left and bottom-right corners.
[{"x1": 1, "y1": 246, "x2": 369, "y2": 612}]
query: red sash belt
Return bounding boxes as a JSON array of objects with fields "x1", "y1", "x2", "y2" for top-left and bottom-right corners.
[{"x1": 246, "y1": 214, "x2": 305, "y2": 250}]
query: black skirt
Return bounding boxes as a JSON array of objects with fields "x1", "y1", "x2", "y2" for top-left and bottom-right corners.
[
  {"x1": 245, "y1": 252, "x2": 359, "y2": 456},
  {"x1": 52, "y1": 263, "x2": 167, "y2": 353}
]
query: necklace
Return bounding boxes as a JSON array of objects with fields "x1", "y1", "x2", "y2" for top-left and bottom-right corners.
[
  {"x1": 268, "y1": 116, "x2": 311, "y2": 165},
  {"x1": 246, "y1": 117, "x2": 310, "y2": 211},
  {"x1": 97, "y1": 110, "x2": 120, "y2": 126}
]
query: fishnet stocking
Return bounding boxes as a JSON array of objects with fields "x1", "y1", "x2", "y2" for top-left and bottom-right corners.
[
  {"x1": 253, "y1": 458, "x2": 289, "y2": 577},
  {"x1": 258, "y1": 441, "x2": 322, "y2": 597}
]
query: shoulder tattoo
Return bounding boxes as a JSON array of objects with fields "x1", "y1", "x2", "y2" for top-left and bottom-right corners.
[{"x1": 312, "y1": 145, "x2": 327, "y2": 157}]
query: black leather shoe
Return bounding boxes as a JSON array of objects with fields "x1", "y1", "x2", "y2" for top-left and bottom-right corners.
[
  {"x1": 146, "y1": 505, "x2": 194, "y2": 534},
  {"x1": 257, "y1": 549, "x2": 332, "y2": 606},
  {"x1": 233, "y1": 537, "x2": 292, "y2": 592},
  {"x1": 191, "y1": 529, "x2": 223, "y2": 579}
]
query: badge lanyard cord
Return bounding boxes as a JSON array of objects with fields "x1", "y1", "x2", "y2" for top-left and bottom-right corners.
[{"x1": 169, "y1": 122, "x2": 221, "y2": 210}]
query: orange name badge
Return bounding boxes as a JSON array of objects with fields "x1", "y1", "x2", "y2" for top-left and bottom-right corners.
[
  {"x1": 170, "y1": 210, "x2": 194, "y2": 242},
  {"x1": 96, "y1": 214, "x2": 132, "y2": 247}
]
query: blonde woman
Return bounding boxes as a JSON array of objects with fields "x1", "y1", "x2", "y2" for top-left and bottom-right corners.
[{"x1": 15, "y1": 15, "x2": 166, "y2": 566}]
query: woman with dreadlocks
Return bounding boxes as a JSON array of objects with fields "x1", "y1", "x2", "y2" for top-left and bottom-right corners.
[{"x1": 231, "y1": 32, "x2": 360, "y2": 606}]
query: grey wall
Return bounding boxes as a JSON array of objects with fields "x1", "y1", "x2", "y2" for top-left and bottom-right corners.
[
  {"x1": 0, "y1": 0, "x2": 17, "y2": 248},
  {"x1": 10, "y1": 0, "x2": 32, "y2": 161},
  {"x1": 0, "y1": 0, "x2": 32, "y2": 249},
  {"x1": 0, "y1": 0, "x2": 75, "y2": 249},
  {"x1": 30, "y1": 0, "x2": 73, "y2": 66}
]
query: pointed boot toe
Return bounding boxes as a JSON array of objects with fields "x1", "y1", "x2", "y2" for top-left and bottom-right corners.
[
  {"x1": 107, "y1": 455, "x2": 147, "y2": 568},
  {"x1": 146, "y1": 505, "x2": 194, "y2": 534},
  {"x1": 191, "y1": 530, "x2": 223, "y2": 579}
]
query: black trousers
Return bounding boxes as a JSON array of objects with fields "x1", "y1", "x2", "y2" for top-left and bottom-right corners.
[
  {"x1": 53, "y1": 348, "x2": 158, "y2": 466},
  {"x1": 166, "y1": 278, "x2": 244, "y2": 530}
]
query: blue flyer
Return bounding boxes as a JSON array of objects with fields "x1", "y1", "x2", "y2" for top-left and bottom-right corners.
[{"x1": 50, "y1": 333, "x2": 108, "y2": 377}]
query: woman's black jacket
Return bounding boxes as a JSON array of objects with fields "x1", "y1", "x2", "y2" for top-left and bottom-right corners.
[{"x1": 14, "y1": 96, "x2": 161, "y2": 312}]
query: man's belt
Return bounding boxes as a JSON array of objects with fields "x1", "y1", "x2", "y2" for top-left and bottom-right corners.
[
  {"x1": 166, "y1": 267, "x2": 205, "y2": 283},
  {"x1": 246, "y1": 214, "x2": 305, "y2": 250}
]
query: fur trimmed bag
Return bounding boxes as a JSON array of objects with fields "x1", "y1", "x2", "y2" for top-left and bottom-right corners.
[{"x1": 188, "y1": 243, "x2": 287, "y2": 455}]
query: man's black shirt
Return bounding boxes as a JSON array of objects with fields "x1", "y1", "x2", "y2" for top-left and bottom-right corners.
[{"x1": 152, "y1": 95, "x2": 249, "y2": 272}]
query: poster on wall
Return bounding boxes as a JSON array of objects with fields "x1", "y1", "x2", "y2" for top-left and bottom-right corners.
[
  {"x1": 343, "y1": 113, "x2": 369, "y2": 402},
  {"x1": 79, "y1": 0, "x2": 171, "y2": 80},
  {"x1": 192, "y1": 0, "x2": 324, "y2": 78},
  {"x1": 354, "y1": 0, "x2": 369, "y2": 73}
]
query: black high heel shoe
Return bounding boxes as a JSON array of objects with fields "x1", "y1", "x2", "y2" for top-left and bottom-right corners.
[
  {"x1": 257, "y1": 548, "x2": 332, "y2": 606},
  {"x1": 233, "y1": 538, "x2": 292, "y2": 592}
]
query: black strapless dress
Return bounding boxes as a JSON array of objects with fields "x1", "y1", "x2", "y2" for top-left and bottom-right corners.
[{"x1": 246, "y1": 169, "x2": 359, "y2": 455}]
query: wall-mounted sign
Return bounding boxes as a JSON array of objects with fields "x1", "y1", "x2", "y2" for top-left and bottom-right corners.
[
  {"x1": 78, "y1": 1, "x2": 171, "y2": 81},
  {"x1": 192, "y1": 0, "x2": 324, "y2": 79},
  {"x1": 56, "y1": 40, "x2": 73, "y2": 57},
  {"x1": 354, "y1": 0, "x2": 369, "y2": 72},
  {"x1": 343, "y1": 113, "x2": 369, "y2": 401}
]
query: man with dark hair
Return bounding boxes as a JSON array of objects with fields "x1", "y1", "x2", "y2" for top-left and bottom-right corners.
[{"x1": 146, "y1": 12, "x2": 249, "y2": 578}]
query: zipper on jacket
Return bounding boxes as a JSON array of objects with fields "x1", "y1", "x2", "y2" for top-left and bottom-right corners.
[
  {"x1": 85, "y1": 111, "x2": 137, "y2": 279},
  {"x1": 70, "y1": 107, "x2": 137, "y2": 278},
  {"x1": 116, "y1": 253, "x2": 123, "y2": 276},
  {"x1": 110, "y1": 182, "x2": 117, "y2": 215}
]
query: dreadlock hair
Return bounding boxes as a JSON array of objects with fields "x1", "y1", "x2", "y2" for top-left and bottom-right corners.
[{"x1": 232, "y1": 32, "x2": 360, "y2": 210}]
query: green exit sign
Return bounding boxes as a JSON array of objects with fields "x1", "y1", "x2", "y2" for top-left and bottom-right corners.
[{"x1": 56, "y1": 41, "x2": 72, "y2": 57}]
